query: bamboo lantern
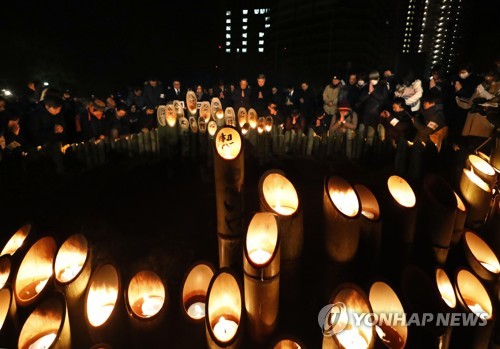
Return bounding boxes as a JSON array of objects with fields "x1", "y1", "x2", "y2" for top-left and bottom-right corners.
[
  {"x1": 125, "y1": 270, "x2": 167, "y2": 330},
  {"x1": 463, "y1": 231, "x2": 500, "y2": 281},
  {"x1": 381, "y1": 176, "x2": 417, "y2": 266},
  {"x1": 418, "y1": 174, "x2": 457, "y2": 264},
  {"x1": 0, "y1": 287, "x2": 18, "y2": 348},
  {"x1": 205, "y1": 268, "x2": 244, "y2": 349},
  {"x1": 53, "y1": 234, "x2": 92, "y2": 304},
  {"x1": 211, "y1": 98, "x2": 222, "y2": 120},
  {"x1": 323, "y1": 175, "x2": 361, "y2": 263},
  {"x1": 1, "y1": 223, "x2": 32, "y2": 257},
  {"x1": 353, "y1": 184, "x2": 382, "y2": 269},
  {"x1": 490, "y1": 135, "x2": 500, "y2": 170},
  {"x1": 225, "y1": 107, "x2": 236, "y2": 127},
  {"x1": 243, "y1": 213, "x2": 280, "y2": 343},
  {"x1": 0, "y1": 255, "x2": 12, "y2": 289},
  {"x1": 237, "y1": 108, "x2": 247, "y2": 129},
  {"x1": 257, "y1": 117, "x2": 266, "y2": 134},
  {"x1": 173, "y1": 100, "x2": 184, "y2": 119},
  {"x1": 201, "y1": 102, "x2": 212, "y2": 122},
  {"x1": 181, "y1": 261, "x2": 215, "y2": 323},
  {"x1": 258, "y1": 170, "x2": 303, "y2": 264},
  {"x1": 186, "y1": 91, "x2": 198, "y2": 116},
  {"x1": 199, "y1": 117, "x2": 207, "y2": 134},
  {"x1": 452, "y1": 192, "x2": 467, "y2": 245},
  {"x1": 322, "y1": 283, "x2": 375, "y2": 349},
  {"x1": 459, "y1": 168, "x2": 492, "y2": 227},
  {"x1": 435, "y1": 268, "x2": 457, "y2": 310},
  {"x1": 215, "y1": 109, "x2": 225, "y2": 127},
  {"x1": 272, "y1": 336, "x2": 307, "y2": 349},
  {"x1": 248, "y1": 109, "x2": 258, "y2": 129},
  {"x1": 189, "y1": 116, "x2": 199, "y2": 133},
  {"x1": 214, "y1": 126, "x2": 244, "y2": 268},
  {"x1": 208, "y1": 120, "x2": 218, "y2": 137},
  {"x1": 165, "y1": 104, "x2": 178, "y2": 149},
  {"x1": 401, "y1": 266, "x2": 451, "y2": 348},
  {"x1": 14, "y1": 237, "x2": 57, "y2": 308},
  {"x1": 84, "y1": 263, "x2": 122, "y2": 345},
  {"x1": 265, "y1": 116, "x2": 273, "y2": 133},
  {"x1": 241, "y1": 123, "x2": 250, "y2": 137},
  {"x1": 453, "y1": 268, "x2": 494, "y2": 349},
  {"x1": 466, "y1": 155, "x2": 497, "y2": 189},
  {"x1": 18, "y1": 294, "x2": 71, "y2": 349},
  {"x1": 369, "y1": 281, "x2": 407, "y2": 349}
]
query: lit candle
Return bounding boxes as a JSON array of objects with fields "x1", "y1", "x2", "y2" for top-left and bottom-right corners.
[
  {"x1": 187, "y1": 301, "x2": 205, "y2": 320},
  {"x1": 480, "y1": 261, "x2": 500, "y2": 274},
  {"x1": 361, "y1": 210, "x2": 375, "y2": 220},
  {"x1": 466, "y1": 301, "x2": 489, "y2": 317},
  {"x1": 28, "y1": 332, "x2": 57, "y2": 349},
  {"x1": 249, "y1": 249, "x2": 272, "y2": 265},
  {"x1": 213, "y1": 316, "x2": 238, "y2": 343},
  {"x1": 20, "y1": 278, "x2": 49, "y2": 299},
  {"x1": 58, "y1": 263, "x2": 82, "y2": 282},
  {"x1": 132, "y1": 295, "x2": 164, "y2": 318},
  {"x1": 337, "y1": 327, "x2": 369, "y2": 349}
]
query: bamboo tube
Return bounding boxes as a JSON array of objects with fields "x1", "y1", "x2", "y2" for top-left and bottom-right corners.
[
  {"x1": 0, "y1": 255, "x2": 12, "y2": 290},
  {"x1": 186, "y1": 91, "x2": 198, "y2": 118},
  {"x1": 225, "y1": 107, "x2": 236, "y2": 127},
  {"x1": 323, "y1": 175, "x2": 361, "y2": 263},
  {"x1": 18, "y1": 293, "x2": 71, "y2": 349},
  {"x1": 211, "y1": 98, "x2": 222, "y2": 120},
  {"x1": 459, "y1": 169, "x2": 492, "y2": 228},
  {"x1": 237, "y1": 108, "x2": 247, "y2": 130},
  {"x1": 243, "y1": 213, "x2": 280, "y2": 343},
  {"x1": 452, "y1": 192, "x2": 467, "y2": 245},
  {"x1": 259, "y1": 170, "x2": 303, "y2": 263},
  {"x1": 143, "y1": 130, "x2": 152, "y2": 154},
  {"x1": 466, "y1": 155, "x2": 497, "y2": 189},
  {"x1": 0, "y1": 287, "x2": 18, "y2": 348},
  {"x1": 462, "y1": 231, "x2": 500, "y2": 281},
  {"x1": 205, "y1": 268, "x2": 244, "y2": 349},
  {"x1": 214, "y1": 126, "x2": 244, "y2": 268},
  {"x1": 181, "y1": 261, "x2": 215, "y2": 323}
]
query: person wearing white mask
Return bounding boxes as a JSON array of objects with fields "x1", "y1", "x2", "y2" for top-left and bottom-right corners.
[{"x1": 354, "y1": 70, "x2": 390, "y2": 159}]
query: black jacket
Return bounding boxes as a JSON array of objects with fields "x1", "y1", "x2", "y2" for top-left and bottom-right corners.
[
  {"x1": 166, "y1": 88, "x2": 186, "y2": 103},
  {"x1": 356, "y1": 84, "x2": 390, "y2": 127},
  {"x1": 251, "y1": 85, "x2": 271, "y2": 116},
  {"x1": 383, "y1": 110, "x2": 415, "y2": 141},
  {"x1": 26, "y1": 103, "x2": 66, "y2": 147},
  {"x1": 413, "y1": 105, "x2": 446, "y2": 143},
  {"x1": 79, "y1": 108, "x2": 112, "y2": 141},
  {"x1": 143, "y1": 82, "x2": 165, "y2": 109},
  {"x1": 232, "y1": 88, "x2": 251, "y2": 111},
  {"x1": 297, "y1": 88, "x2": 316, "y2": 121}
]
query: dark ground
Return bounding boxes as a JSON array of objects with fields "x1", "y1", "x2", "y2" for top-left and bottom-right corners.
[{"x1": 0, "y1": 143, "x2": 494, "y2": 348}]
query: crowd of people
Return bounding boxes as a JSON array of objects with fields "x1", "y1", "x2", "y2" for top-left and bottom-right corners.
[{"x1": 1, "y1": 61, "x2": 499, "y2": 165}]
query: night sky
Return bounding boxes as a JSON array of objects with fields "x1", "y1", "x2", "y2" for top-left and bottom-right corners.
[
  {"x1": 1, "y1": 0, "x2": 499, "y2": 97},
  {"x1": 2, "y1": 0, "x2": 220, "y2": 95}
]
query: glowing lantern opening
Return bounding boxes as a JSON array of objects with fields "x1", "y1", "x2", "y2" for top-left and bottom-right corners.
[
  {"x1": 85, "y1": 264, "x2": 120, "y2": 328},
  {"x1": 262, "y1": 173, "x2": 299, "y2": 216},
  {"x1": 127, "y1": 270, "x2": 165, "y2": 319},
  {"x1": 455, "y1": 269, "x2": 493, "y2": 320},
  {"x1": 436, "y1": 268, "x2": 456, "y2": 309},
  {"x1": 1, "y1": 224, "x2": 31, "y2": 257},
  {"x1": 181, "y1": 262, "x2": 214, "y2": 321},
  {"x1": 215, "y1": 127, "x2": 242, "y2": 160},
  {"x1": 387, "y1": 176, "x2": 416, "y2": 208},
  {"x1": 327, "y1": 176, "x2": 360, "y2": 217}
]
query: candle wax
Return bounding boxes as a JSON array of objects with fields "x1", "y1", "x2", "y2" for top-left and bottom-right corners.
[
  {"x1": 376, "y1": 324, "x2": 404, "y2": 349},
  {"x1": 213, "y1": 316, "x2": 238, "y2": 343},
  {"x1": 187, "y1": 301, "x2": 205, "y2": 320},
  {"x1": 480, "y1": 261, "x2": 500, "y2": 274},
  {"x1": 19, "y1": 278, "x2": 49, "y2": 300},
  {"x1": 249, "y1": 249, "x2": 272, "y2": 265},
  {"x1": 337, "y1": 327, "x2": 368, "y2": 349},
  {"x1": 132, "y1": 295, "x2": 164, "y2": 318},
  {"x1": 28, "y1": 332, "x2": 57, "y2": 349},
  {"x1": 58, "y1": 263, "x2": 82, "y2": 282},
  {"x1": 361, "y1": 210, "x2": 375, "y2": 220}
]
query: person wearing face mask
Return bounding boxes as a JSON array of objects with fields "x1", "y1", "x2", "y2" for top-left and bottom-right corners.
[
  {"x1": 323, "y1": 73, "x2": 342, "y2": 118},
  {"x1": 355, "y1": 70, "x2": 390, "y2": 158}
]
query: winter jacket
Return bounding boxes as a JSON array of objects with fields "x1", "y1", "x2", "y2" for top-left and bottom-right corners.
[{"x1": 322, "y1": 84, "x2": 341, "y2": 115}]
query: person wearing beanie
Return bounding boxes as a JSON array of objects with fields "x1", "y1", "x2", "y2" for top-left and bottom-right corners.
[
  {"x1": 323, "y1": 73, "x2": 342, "y2": 117},
  {"x1": 329, "y1": 99, "x2": 358, "y2": 159}
]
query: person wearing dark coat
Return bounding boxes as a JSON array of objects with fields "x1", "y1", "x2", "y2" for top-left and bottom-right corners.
[
  {"x1": 356, "y1": 71, "x2": 390, "y2": 145},
  {"x1": 214, "y1": 81, "x2": 231, "y2": 109},
  {"x1": 267, "y1": 101, "x2": 285, "y2": 126},
  {"x1": 109, "y1": 103, "x2": 131, "y2": 138},
  {"x1": 297, "y1": 82, "x2": 316, "y2": 124},
  {"x1": 79, "y1": 99, "x2": 111, "y2": 141},
  {"x1": 380, "y1": 97, "x2": 415, "y2": 144},
  {"x1": 143, "y1": 78, "x2": 165, "y2": 109},
  {"x1": 126, "y1": 86, "x2": 146, "y2": 110},
  {"x1": 166, "y1": 80, "x2": 186, "y2": 103},
  {"x1": 232, "y1": 78, "x2": 251, "y2": 111},
  {"x1": 61, "y1": 90, "x2": 78, "y2": 143},
  {"x1": 413, "y1": 94, "x2": 447, "y2": 144},
  {"x1": 26, "y1": 96, "x2": 66, "y2": 148},
  {"x1": 250, "y1": 74, "x2": 271, "y2": 117},
  {"x1": 285, "y1": 109, "x2": 306, "y2": 132}
]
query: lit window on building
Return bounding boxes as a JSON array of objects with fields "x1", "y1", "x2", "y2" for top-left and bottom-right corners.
[
  {"x1": 242, "y1": 48, "x2": 247, "y2": 53},
  {"x1": 259, "y1": 40, "x2": 264, "y2": 45},
  {"x1": 226, "y1": 19, "x2": 231, "y2": 24},
  {"x1": 226, "y1": 48, "x2": 231, "y2": 53},
  {"x1": 226, "y1": 11, "x2": 231, "y2": 16},
  {"x1": 226, "y1": 41, "x2": 231, "y2": 46},
  {"x1": 243, "y1": 18, "x2": 248, "y2": 23},
  {"x1": 259, "y1": 47, "x2": 264, "y2": 53},
  {"x1": 226, "y1": 34, "x2": 231, "y2": 39},
  {"x1": 242, "y1": 9, "x2": 248, "y2": 15},
  {"x1": 242, "y1": 41, "x2": 247, "y2": 46},
  {"x1": 265, "y1": 24, "x2": 270, "y2": 28},
  {"x1": 242, "y1": 33, "x2": 247, "y2": 38},
  {"x1": 226, "y1": 26, "x2": 231, "y2": 31},
  {"x1": 259, "y1": 32, "x2": 264, "y2": 37}
]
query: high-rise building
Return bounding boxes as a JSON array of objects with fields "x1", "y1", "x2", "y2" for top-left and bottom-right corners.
[{"x1": 401, "y1": 0, "x2": 466, "y2": 74}]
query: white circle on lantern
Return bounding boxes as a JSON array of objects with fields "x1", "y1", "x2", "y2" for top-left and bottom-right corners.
[{"x1": 215, "y1": 127, "x2": 241, "y2": 160}]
